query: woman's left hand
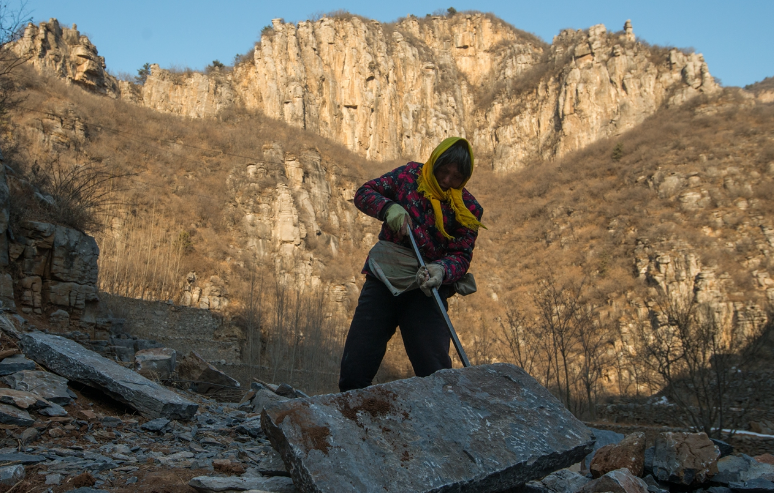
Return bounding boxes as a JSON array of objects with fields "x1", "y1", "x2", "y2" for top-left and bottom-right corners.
[{"x1": 416, "y1": 263, "x2": 444, "y2": 296}]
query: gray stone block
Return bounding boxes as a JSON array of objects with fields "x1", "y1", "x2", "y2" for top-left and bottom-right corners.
[
  {"x1": 3, "y1": 369, "x2": 73, "y2": 405},
  {"x1": 188, "y1": 475, "x2": 296, "y2": 492},
  {"x1": 262, "y1": 363, "x2": 594, "y2": 493},
  {"x1": 19, "y1": 331, "x2": 197, "y2": 420},
  {"x1": 0, "y1": 403, "x2": 33, "y2": 426},
  {"x1": 0, "y1": 354, "x2": 36, "y2": 375},
  {"x1": 0, "y1": 464, "x2": 24, "y2": 485}
]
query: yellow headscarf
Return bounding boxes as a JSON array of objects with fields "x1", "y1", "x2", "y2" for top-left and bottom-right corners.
[{"x1": 416, "y1": 137, "x2": 486, "y2": 240}]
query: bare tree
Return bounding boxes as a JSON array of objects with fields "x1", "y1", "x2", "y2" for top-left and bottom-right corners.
[
  {"x1": 500, "y1": 306, "x2": 542, "y2": 376},
  {"x1": 532, "y1": 275, "x2": 585, "y2": 411},
  {"x1": 636, "y1": 290, "x2": 770, "y2": 438},
  {"x1": 0, "y1": 1, "x2": 31, "y2": 123}
]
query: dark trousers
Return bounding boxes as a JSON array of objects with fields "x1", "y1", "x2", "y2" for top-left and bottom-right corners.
[{"x1": 338, "y1": 276, "x2": 453, "y2": 392}]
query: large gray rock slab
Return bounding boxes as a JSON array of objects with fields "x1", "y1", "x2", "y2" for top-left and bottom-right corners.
[
  {"x1": 188, "y1": 475, "x2": 296, "y2": 492},
  {"x1": 262, "y1": 363, "x2": 594, "y2": 493},
  {"x1": 19, "y1": 331, "x2": 197, "y2": 420},
  {"x1": 3, "y1": 370, "x2": 74, "y2": 405}
]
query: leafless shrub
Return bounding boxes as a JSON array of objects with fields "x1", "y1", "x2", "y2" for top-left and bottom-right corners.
[{"x1": 634, "y1": 291, "x2": 770, "y2": 438}]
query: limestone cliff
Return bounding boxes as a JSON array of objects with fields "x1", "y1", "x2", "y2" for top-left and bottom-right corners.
[
  {"x1": 13, "y1": 19, "x2": 119, "y2": 96},
  {"x1": 16, "y1": 15, "x2": 719, "y2": 171}
]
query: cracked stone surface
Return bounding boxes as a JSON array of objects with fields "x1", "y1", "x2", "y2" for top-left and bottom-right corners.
[
  {"x1": 262, "y1": 363, "x2": 594, "y2": 493},
  {"x1": 652, "y1": 432, "x2": 720, "y2": 485}
]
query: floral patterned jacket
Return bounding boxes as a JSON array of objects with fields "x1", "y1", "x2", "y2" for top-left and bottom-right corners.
[{"x1": 354, "y1": 161, "x2": 484, "y2": 284}]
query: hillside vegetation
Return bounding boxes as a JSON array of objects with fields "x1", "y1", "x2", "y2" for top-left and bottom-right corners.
[{"x1": 4, "y1": 20, "x2": 774, "y2": 413}]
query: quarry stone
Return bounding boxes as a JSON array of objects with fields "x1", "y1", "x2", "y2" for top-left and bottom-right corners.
[
  {"x1": 584, "y1": 428, "x2": 625, "y2": 472},
  {"x1": 19, "y1": 331, "x2": 198, "y2": 420},
  {"x1": 590, "y1": 432, "x2": 647, "y2": 478},
  {"x1": 188, "y1": 475, "x2": 296, "y2": 492},
  {"x1": 3, "y1": 369, "x2": 73, "y2": 405},
  {"x1": 252, "y1": 388, "x2": 290, "y2": 414},
  {"x1": 729, "y1": 478, "x2": 774, "y2": 493},
  {"x1": 581, "y1": 468, "x2": 649, "y2": 493},
  {"x1": 652, "y1": 432, "x2": 720, "y2": 485},
  {"x1": 520, "y1": 469, "x2": 590, "y2": 493},
  {"x1": 262, "y1": 363, "x2": 594, "y2": 493},
  {"x1": 0, "y1": 464, "x2": 24, "y2": 485},
  {"x1": 0, "y1": 354, "x2": 36, "y2": 375},
  {"x1": 0, "y1": 403, "x2": 34, "y2": 426},
  {"x1": 177, "y1": 351, "x2": 240, "y2": 395},
  {"x1": 0, "y1": 388, "x2": 51, "y2": 409},
  {"x1": 134, "y1": 347, "x2": 177, "y2": 380}
]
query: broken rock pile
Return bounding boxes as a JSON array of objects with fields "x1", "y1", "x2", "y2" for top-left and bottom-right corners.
[{"x1": 522, "y1": 430, "x2": 774, "y2": 493}]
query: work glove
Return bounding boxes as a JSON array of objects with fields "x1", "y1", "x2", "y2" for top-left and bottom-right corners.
[
  {"x1": 384, "y1": 204, "x2": 409, "y2": 236},
  {"x1": 417, "y1": 263, "x2": 444, "y2": 297}
]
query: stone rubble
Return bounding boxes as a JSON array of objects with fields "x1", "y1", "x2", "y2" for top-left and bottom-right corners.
[{"x1": 0, "y1": 317, "x2": 770, "y2": 492}]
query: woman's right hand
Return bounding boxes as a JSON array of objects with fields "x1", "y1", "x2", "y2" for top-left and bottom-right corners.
[{"x1": 384, "y1": 204, "x2": 410, "y2": 240}]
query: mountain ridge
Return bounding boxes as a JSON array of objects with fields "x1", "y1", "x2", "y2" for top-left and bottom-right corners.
[{"x1": 15, "y1": 13, "x2": 719, "y2": 171}]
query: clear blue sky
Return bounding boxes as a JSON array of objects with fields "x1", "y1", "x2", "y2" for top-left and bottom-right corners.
[{"x1": 28, "y1": 0, "x2": 773, "y2": 88}]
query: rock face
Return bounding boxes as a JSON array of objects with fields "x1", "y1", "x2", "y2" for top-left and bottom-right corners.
[
  {"x1": 262, "y1": 363, "x2": 594, "y2": 493},
  {"x1": 11, "y1": 220, "x2": 102, "y2": 335},
  {"x1": 17, "y1": 16, "x2": 718, "y2": 171},
  {"x1": 13, "y1": 19, "x2": 119, "y2": 96},
  {"x1": 19, "y1": 331, "x2": 198, "y2": 420}
]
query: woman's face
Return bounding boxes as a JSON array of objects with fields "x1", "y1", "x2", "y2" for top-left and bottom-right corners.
[{"x1": 434, "y1": 163, "x2": 465, "y2": 191}]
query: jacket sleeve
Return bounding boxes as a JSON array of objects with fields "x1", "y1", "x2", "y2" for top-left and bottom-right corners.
[
  {"x1": 433, "y1": 198, "x2": 484, "y2": 284},
  {"x1": 353, "y1": 165, "x2": 405, "y2": 220}
]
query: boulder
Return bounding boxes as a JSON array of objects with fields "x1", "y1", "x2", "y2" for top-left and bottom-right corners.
[
  {"x1": 729, "y1": 478, "x2": 774, "y2": 493},
  {"x1": 252, "y1": 388, "x2": 289, "y2": 413},
  {"x1": 584, "y1": 428, "x2": 625, "y2": 472},
  {"x1": 0, "y1": 354, "x2": 36, "y2": 375},
  {"x1": 18, "y1": 331, "x2": 197, "y2": 420},
  {"x1": 274, "y1": 383, "x2": 308, "y2": 399},
  {"x1": 652, "y1": 432, "x2": 720, "y2": 485},
  {"x1": 0, "y1": 388, "x2": 52, "y2": 409},
  {"x1": 0, "y1": 464, "x2": 24, "y2": 485},
  {"x1": 3, "y1": 370, "x2": 74, "y2": 405},
  {"x1": 188, "y1": 475, "x2": 296, "y2": 492},
  {"x1": 521, "y1": 469, "x2": 590, "y2": 493},
  {"x1": 713, "y1": 438, "x2": 734, "y2": 458},
  {"x1": 581, "y1": 468, "x2": 649, "y2": 493},
  {"x1": 0, "y1": 403, "x2": 34, "y2": 426},
  {"x1": 262, "y1": 363, "x2": 594, "y2": 493},
  {"x1": 177, "y1": 351, "x2": 239, "y2": 395},
  {"x1": 134, "y1": 347, "x2": 176, "y2": 380},
  {"x1": 590, "y1": 432, "x2": 647, "y2": 478},
  {"x1": 714, "y1": 455, "x2": 774, "y2": 484},
  {"x1": 643, "y1": 474, "x2": 670, "y2": 493},
  {"x1": 257, "y1": 447, "x2": 289, "y2": 477}
]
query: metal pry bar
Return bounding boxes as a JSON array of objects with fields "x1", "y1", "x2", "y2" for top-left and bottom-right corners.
[{"x1": 407, "y1": 228, "x2": 471, "y2": 367}]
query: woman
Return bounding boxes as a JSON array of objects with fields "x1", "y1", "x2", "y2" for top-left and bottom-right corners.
[{"x1": 338, "y1": 137, "x2": 485, "y2": 392}]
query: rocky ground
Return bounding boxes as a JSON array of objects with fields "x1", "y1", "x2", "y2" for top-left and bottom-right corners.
[{"x1": 0, "y1": 317, "x2": 771, "y2": 493}]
